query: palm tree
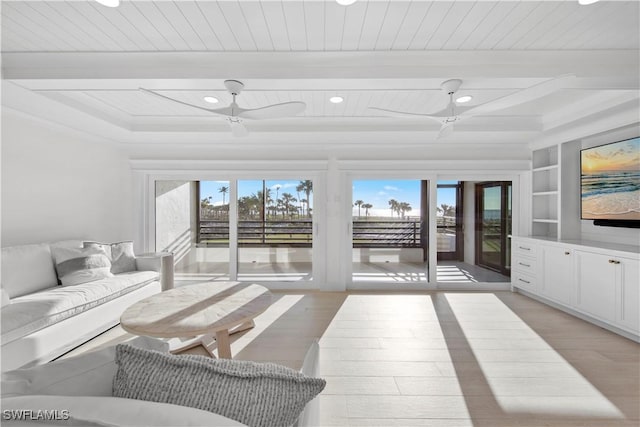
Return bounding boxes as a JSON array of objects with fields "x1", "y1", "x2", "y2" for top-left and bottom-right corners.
[
  {"x1": 218, "y1": 186, "x2": 229, "y2": 206},
  {"x1": 281, "y1": 193, "x2": 297, "y2": 218},
  {"x1": 362, "y1": 203, "x2": 373, "y2": 217},
  {"x1": 398, "y1": 202, "x2": 412, "y2": 218},
  {"x1": 298, "y1": 180, "x2": 313, "y2": 218},
  {"x1": 440, "y1": 204, "x2": 455, "y2": 217},
  {"x1": 354, "y1": 200, "x2": 364, "y2": 218},
  {"x1": 388, "y1": 199, "x2": 398, "y2": 218}
]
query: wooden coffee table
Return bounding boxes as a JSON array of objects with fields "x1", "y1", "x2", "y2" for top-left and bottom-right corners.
[{"x1": 120, "y1": 281, "x2": 272, "y2": 359}]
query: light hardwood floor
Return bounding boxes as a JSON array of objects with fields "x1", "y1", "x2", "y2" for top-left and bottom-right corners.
[{"x1": 64, "y1": 290, "x2": 640, "y2": 427}]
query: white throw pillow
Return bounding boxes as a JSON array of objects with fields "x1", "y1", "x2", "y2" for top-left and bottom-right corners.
[
  {"x1": 51, "y1": 246, "x2": 113, "y2": 286},
  {"x1": 84, "y1": 241, "x2": 136, "y2": 274},
  {"x1": 1, "y1": 336, "x2": 169, "y2": 398},
  {"x1": 0, "y1": 244, "x2": 58, "y2": 298}
]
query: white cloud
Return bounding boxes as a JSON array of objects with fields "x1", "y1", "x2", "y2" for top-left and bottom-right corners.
[
  {"x1": 377, "y1": 191, "x2": 388, "y2": 196},
  {"x1": 383, "y1": 185, "x2": 399, "y2": 191}
]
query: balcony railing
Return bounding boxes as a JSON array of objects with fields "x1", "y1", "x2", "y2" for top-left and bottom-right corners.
[{"x1": 198, "y1": 219, "x2": 423, "y2": 248}]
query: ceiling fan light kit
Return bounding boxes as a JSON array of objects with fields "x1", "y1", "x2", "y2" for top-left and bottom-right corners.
[{"x1": 140, "y1": 80, "x2": 306, "y2": 137}]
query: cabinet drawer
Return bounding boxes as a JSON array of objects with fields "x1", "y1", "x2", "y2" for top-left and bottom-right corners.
[
  {"x1": 513, "y1": 258, "x2": 537, "y2": 275},
  {"x1": 513, "y1": 272, "x2": 537, "y2": 292},
  {"x1": 513, "y1": 240, "x2": 538, "y2": 258}
]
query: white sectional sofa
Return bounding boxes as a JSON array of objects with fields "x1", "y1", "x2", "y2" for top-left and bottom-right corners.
[{"x1": 1, "y1": 240, "x2": 166, "y2": 371}]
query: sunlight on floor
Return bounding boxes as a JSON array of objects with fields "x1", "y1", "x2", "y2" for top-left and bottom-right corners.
[
  {"x1": 230, "y1": 294, "x2": 304, "y2": 356},
  {"x1": 352, "y1": 262, "x2": 428, "y2": 283},
  {"x1": 444, "y1": 293, "x2": 624, "y2": 419},
  {"x1": 437, "y1": 265, "x2": 478, "y2": 282}
]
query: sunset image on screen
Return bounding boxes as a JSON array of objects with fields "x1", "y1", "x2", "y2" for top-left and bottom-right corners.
[{"x1": 581, "y1": 137, "x2": 640, "y2": 220}]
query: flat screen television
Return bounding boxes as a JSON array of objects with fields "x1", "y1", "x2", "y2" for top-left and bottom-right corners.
[{"x1": 580, "y1": 136, "x2": 640, "y2": 227}]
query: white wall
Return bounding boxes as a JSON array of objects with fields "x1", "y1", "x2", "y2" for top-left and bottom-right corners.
[
  {"x1": 1, "y1": 111, "x2": 133, "y2": 247},
  {"x1": 154, "y1": 181, "x2": 195, "y2": 264},
  {"x1": 579, "y1": 125, "x2": 640, "y2": 246}
]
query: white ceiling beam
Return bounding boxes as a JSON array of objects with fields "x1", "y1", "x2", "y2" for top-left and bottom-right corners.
[{"x1": 3, "y1": 50, "x2": 638, "y2": 81}]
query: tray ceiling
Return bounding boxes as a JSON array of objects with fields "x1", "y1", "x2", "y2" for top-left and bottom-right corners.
[{"x1": 2, "y1": 1, "x2": 639, "y2": 146}]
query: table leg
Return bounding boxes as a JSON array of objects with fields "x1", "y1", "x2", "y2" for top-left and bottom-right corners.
[
  {"x1": 215, "y1": 329, "x2": 232, "y2": 359},
  {"x1": 229, "y1": 319, "x2": 255, "y2": 335}
]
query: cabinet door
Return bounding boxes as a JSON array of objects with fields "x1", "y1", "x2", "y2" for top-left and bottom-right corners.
[
  {"x1": 618, "y1": 257, "x2": 640, "y2": 333},
  {"x1": 541, "y1": 245, "x2": 574, "y2": 305},
  {"x1": 575, "y1": 251, "x2": 616, "y2": 322}
]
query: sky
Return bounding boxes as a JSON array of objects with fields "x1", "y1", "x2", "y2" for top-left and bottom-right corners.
[
  {"x1": 201, "y1": 179, "x2": 458, "y2": 217},
  {"x1": 581, "y1": 137, "x2": 640, "y2": 173}
]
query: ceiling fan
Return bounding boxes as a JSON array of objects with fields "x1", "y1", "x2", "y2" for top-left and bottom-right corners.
[
  {"x1": 140, "y1": 80, "x2": 306, "y2": 137},
  {"x1": 368, "y1": 74, "x2": 575, "y2": 139}
]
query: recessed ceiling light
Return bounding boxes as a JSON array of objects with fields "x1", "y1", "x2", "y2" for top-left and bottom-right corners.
[
  {"x1": 578, "y1": 0, "x2": 599, "y2": 4},
  {"x1": 330, "y1": 96, "x2": 344, "y2": 104},
  {"x1": 204, "y1": 96, "x2": 219, "y2": 104},
  {"x1": 456, "y1": 95, "x2": 473, "y2": 104},
  {"x1": 336, "y1": 0, "x2": 357, "y2": 5},
  {"x1": 95, "y1": 0, "x2": 120, "y2": 7}
]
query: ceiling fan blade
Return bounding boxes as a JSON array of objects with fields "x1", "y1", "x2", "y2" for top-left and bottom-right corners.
[
  {"x1": 460, "y1": 74, "x2": 576, "y2": 117},
  {"x1": 437, "y1": 123, "x2": 455, "y2": 139},
  {"x1": 238, "y1": 102, "x2": 306, "y2": 120},
  {"x1": 368, "y1": 107, "x2": 445, "y2": 124},
  {"x1": 139, "y1": 88, "x2": 217, "y2": 114},
  {"x1": 227, "y1": 119, "x2": 249, "y2": 137}
]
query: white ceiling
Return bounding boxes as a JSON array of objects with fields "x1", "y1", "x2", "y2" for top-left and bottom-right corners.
[{"x1": 2, "y1": 0, "x2": 639, "y2": 148}]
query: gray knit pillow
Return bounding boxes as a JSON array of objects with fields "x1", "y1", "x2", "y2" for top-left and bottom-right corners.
[{"x1": 113, "y1": 344, "x2": 325, "y2": 427}]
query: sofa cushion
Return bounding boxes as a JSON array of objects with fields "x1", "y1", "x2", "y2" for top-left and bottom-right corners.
[
  {"x1": 113, "y1": 344, "x2": 326, "y2": 427},
  {"x1": 84, "y1": 241, "x2": 136, "y2": 274},
  {"x1": 1, "y1": 395, "x2": 245, "y2": 427},
  {"x1": 52, "y1": 246, "x2": 114, "y2": 286},
  {"x1": 1, "y1": 271, "x2": 159, "y2": 345},
  {"x1": 1, "y1": 244, "x2": 58, "y2": 298},
  {"x1": 1, "y1": 336, "x2": 169, "y2": 398}
]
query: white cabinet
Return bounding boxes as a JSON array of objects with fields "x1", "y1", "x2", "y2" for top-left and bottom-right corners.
[
  {"x1": 512, "y1": 238, "x2": 538, "y2": 293},
  {"x1": 617, "y1": 256, "x2": 640, "y2": 332},
  {"x1": 512, "y1": 236, "x2": 640, "y2": 341},
  {"x1": 540, "y1": 244, "x2": 574, "y2": 306},
  {"x1": 575, "y1": 250, "x2": 616, "y2": 322}
]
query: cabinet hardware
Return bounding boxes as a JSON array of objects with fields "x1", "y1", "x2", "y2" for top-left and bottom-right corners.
[
  {"x1": 518, "y1": 262, "x2": 530, "y2": 267},
  {"x1": 519, "y1": 246, "x2": 531, "y2": 251},
  {"x1": 564, "y1": 251, "x2": 570, "y2": 255},
  {"x1": 609, "y1": 259, "x2": 620, "y2": 264},
  {"x1": 518, "y1": 278, "x2": 531, "y2": 284}
]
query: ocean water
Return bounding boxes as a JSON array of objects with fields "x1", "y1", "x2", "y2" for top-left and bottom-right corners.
[
  {"x1": 581, "y1": 171, "x2": 640, "y2": 198},
  {"x1": 581, "y1": 171, "x2": 640, "y2": 216}
]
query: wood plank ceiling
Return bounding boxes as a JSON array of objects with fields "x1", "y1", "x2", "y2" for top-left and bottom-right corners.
[
  {"x1": 2, "y1": 1, "x2": 638, "y2": 52},
  {"x1": 1, "y1": 1, "x2": 638, "y2": 143}
]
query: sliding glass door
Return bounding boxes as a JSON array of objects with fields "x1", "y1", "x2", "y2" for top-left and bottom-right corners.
[
  {"x1": 237, "y1": 180, "x2": 312, "y2": 281},
  {"x1": 155, "y1": 178, "x2": 314, "y2": 283},
  {"x1": 351, "y1": 179, "x2": 428, "y2": 283}
]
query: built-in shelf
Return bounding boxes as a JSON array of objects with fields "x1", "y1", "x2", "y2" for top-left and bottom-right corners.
[{"x1": 530, "y1": 140, "x2": 581, "y2": 240}]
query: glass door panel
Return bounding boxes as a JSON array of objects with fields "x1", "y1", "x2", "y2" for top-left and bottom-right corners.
[
  {"x1": 155, "y1": 180, "x2": 230, "y2": 282},
  {"x1": 351, "y1": 179, "x2": 428, "y2": 283},
  {"x1": 437, "y1": 181, "x2": 463, "y2": 261},
  {"x1": 237, "y1": 179, "x2": 313, "y2": 281},
  {"x1": 475, "y1": 182, "x2": 512, "y2": 276}
]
